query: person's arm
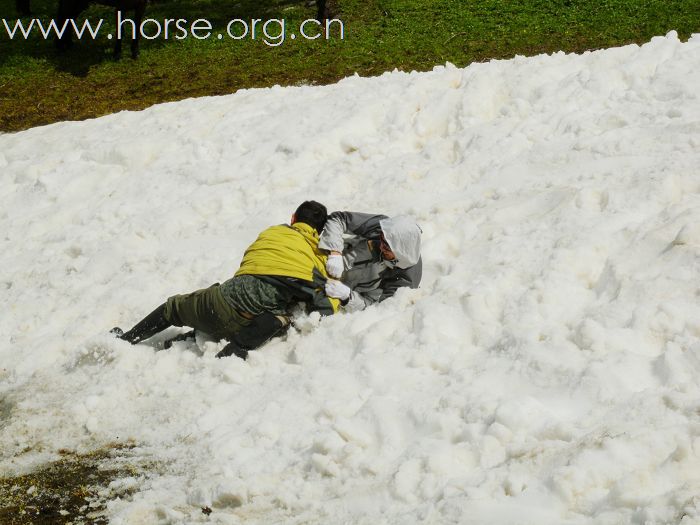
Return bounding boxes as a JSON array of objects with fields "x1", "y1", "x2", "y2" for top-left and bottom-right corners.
[
  {"x1": 340, "y1": 289, "x2": 375, "y2": 312},
  {"x1": 318, "y1": 211, "x2": 388, "y2": 253},
  {"x1": 378, "y1": 258, "x2": 422, "y2": 300},
  {"x1": 309, "y1": 287, "x2": 341, "y2": 315},
  {"x1": 342, "y1": 257, "x2": 423, "y2": 312}
]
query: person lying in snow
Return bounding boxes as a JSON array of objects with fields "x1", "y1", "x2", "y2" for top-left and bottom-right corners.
[
  {"x1": 319, "y1": 211, "x2": 423, "y2": 311},
  {"x1": 111, "y1": 201, "x2": 340, "y2": 359}
]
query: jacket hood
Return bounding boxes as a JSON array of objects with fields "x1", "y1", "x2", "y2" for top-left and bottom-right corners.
[
  {"x1": 379, "y1": 215, "x2": 422, "y2": 269},
  {"x1": 292, "y1": 222, "x2": 321, "y2": 246}
]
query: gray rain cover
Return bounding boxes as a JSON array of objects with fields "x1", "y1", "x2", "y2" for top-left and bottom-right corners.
[{"x1": 379, "y1": 215, "x2": 422, "y2": 269}]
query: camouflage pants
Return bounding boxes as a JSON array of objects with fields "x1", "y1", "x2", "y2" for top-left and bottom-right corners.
[{"x1": 218, "y1": 274, "x2": 289, "y2": 317}]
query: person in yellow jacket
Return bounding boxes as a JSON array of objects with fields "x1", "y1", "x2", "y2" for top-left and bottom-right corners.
[{"x1": 111, "y1": 201, "x2": 339, "y2": 359}]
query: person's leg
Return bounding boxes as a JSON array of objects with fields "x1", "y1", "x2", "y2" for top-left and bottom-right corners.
[
  {"x1": 216, "y1": 312, "x2": 289, "y2": 359},
  {"x1": 114, "y1": 284, "x2": 224, "y2": 346},
  {"x1": 163, "y1": 330, "x2": 196, "y2": 349},
  {"x1": 114, "y1": 303, "x2": 170, "y2": 344},
  {"x1": 161, "y1": 284, "x2": 252, "y2": 351}
]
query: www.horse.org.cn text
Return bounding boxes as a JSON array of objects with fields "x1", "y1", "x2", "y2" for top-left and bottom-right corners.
[{"x1": 2, "y1": 14, "x2": 345, "y2": 46}]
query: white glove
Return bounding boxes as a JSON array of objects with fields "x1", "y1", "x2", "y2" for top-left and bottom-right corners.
[
  {"x1": 326, "y1": 253, "x2": 344, "y2": 278},
  {"x1": 325, "y1": 279, "x2": 351, "y2": 301}
]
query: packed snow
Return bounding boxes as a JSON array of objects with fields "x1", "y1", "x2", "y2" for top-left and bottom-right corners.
[{"x1": 2, "y1": 31, "x2": 700, "y2": 524}]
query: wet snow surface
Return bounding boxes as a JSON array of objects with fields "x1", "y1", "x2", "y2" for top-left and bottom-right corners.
[{"x1": 2, "y1": 32, "x2": 700, "y2": 524}]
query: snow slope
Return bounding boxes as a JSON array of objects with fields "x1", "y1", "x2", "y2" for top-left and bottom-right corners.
[{"x1": 2, "y1": 31, "x2": 700, "y2": 524}]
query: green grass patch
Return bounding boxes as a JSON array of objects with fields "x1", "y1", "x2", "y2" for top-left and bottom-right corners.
[{"x1": 1, "y1": 0, "x2": 698, "y2": 131}]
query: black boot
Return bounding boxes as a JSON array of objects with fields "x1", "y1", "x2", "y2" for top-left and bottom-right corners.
[
  {"x1": 216, "y1": 341, "x2": 249, "y2": 360},
  {"x1": 216, "y1": 312, "x2": 288, "y2": 360},
  {"x1": 117, "y1": 303, "x2": 171, "y2": 345},
  {"x1": 163, "y1": 330, "x2": 196, "y2": 349}
]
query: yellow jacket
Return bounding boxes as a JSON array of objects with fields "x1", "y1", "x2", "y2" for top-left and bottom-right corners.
[{"x1": 236, "y1": 223, "x2": 340, "y2": 313}]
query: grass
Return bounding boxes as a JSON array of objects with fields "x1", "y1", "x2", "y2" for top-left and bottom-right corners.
[
  {"x1": 0, "y1": 443, "x2": 153, "y2": 524},
  {"x1": 0, "y1": 0, "x2": 698, "y2": 130}
]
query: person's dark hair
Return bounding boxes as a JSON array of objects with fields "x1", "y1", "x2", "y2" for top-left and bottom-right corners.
[{"x1": 294, "y1": 201, "x2": 328, "y2": 232}]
